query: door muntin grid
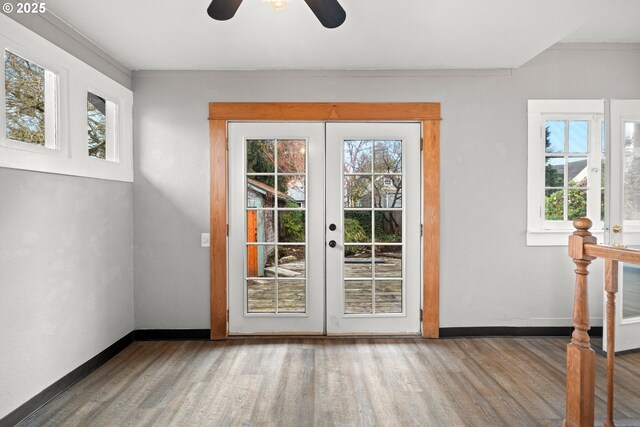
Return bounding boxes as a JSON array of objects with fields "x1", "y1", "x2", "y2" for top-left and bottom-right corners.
[
  {"x1": 342, "y1": 139, "x2": 405, "y2": 316},
  {"x1": 245, "y1": 138, "x2": 308, "y2": 316}
]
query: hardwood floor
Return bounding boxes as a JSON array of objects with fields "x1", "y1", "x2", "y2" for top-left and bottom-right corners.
[{"x1": 20, "y1": 337, "x2": 640, "y2": 426}]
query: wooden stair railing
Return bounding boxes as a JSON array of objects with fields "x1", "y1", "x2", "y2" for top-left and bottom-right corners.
[{"x1": 564, "y1": 218, "x2": 640, "y2": 427}]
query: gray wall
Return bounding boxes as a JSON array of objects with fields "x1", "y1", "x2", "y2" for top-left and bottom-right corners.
[
  {"x1": 132, "y1": 43, "x2": 640, "y2": 330},
  {"x1": 0, "y1": 11, "x2": 135, "y2": 419},
  {"x1": 0, "y1": 168, "x2": 134, "y2": 418}
]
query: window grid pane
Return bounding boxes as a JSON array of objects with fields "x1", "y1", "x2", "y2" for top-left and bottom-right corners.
[
  {"x1": 343, "y1": 140, "x2": 404, "y2": 315},
  {"x1": 5, "y1": 50, "x2": 46, "y2": 146},
  {"x1": 87, "y1": 92, "x2": 107, "y2": 159},
  {"x1": 245, "y1": 139, "x2": 307, "y2": 314},
  {"x1": 624, "y1": 122, "x2": 640, "y2": 221},
  {"x1": 544, "y1": 120, "x2": 590, "y2": 221}
]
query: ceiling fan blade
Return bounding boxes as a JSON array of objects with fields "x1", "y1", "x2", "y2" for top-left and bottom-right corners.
[
  {"x1": 304, "y1": 0, "x2": 346, "y2": 29},
  {"x1": 207, "y1": 0, "x2": 244, "y2": 21}
]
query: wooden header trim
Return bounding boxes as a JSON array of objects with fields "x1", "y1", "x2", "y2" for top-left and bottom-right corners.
[{"x1": 209, "y1": 102, "x2": 441, "y2": 121}]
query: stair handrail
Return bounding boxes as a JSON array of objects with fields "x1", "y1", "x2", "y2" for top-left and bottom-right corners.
[{"x1": 565, "y1": 217, "x2": 640, "y2": 427}]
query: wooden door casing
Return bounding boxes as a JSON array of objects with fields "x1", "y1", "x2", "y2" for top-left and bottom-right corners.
[{"x1": 209, "y1": 103, "x2": 441, "y2": 339}]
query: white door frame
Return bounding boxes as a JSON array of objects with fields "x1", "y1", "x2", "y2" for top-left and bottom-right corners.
[{"x1": 605, "y1": 99, "x2": 640, "y2": 352}]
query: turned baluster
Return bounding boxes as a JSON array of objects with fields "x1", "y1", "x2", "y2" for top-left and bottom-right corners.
[
  {"x1": 564, "y1": 218, "x2": 596, "y2": 427},
  {"x1": 604, "y1": 259, "x2": 618, "y2": 427}
]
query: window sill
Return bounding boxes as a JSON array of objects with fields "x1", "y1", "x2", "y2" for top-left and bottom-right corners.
[{"x1": 527, "y1": 230, "x2": 605, "y2": 247}]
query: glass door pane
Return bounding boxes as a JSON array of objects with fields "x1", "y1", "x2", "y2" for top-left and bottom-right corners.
[
  {"x1": 606, "y1": 100, "x2": 640, "y2": 353},
  {"x1": 623, "y1": 121, "x2": 640, "y2": 320},
  {"x1": 246, "y1": 139, "x2": 307, "y2": 314},
  {"x1": 343, "y1": 139, "x2": 404, "y2": 315}
]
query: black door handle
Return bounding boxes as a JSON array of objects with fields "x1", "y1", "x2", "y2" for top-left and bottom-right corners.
[
  {"x1": 328, "y1": 240, "x2": 337, "y2": 248},
  {"x1": 329, "y1": 224, "x2": 336, "y2": 231}
]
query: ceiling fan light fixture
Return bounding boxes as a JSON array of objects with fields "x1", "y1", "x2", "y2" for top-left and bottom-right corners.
[
  {"x1": 263, "y1": 0, "x2": 289, "y2": 11},
  {"x1": 207, "y1": 0, "x2": 346, "y2": 28}
]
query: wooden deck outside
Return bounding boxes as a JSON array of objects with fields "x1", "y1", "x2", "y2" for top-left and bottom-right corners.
[
  {"x1": 247, "y1": 255, "x2": 403, "y2": 314},
  {"x1": 20, "y1": 337, "x2": 640, "y2": 426}
]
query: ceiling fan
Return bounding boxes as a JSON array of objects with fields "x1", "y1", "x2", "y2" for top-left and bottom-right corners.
[{"x1": 207, "y1": 0, "x2": 347, "y2": 29}]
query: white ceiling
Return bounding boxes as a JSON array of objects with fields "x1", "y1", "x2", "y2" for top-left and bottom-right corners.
[
  {"x1": 46, "y1": 0, "x2": 640, "y2": 71},
  {"x1": 562, "y1": 0, "x2": 640, "y2": 43}
]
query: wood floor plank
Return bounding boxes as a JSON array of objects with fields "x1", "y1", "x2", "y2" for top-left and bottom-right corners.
[{"x1": 18, "y1": 337, "x2": 640, "y2": 427}]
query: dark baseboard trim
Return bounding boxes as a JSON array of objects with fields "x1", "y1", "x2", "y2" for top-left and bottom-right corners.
[
  {"x1": 134, "y1": 329, "x2": 211, "y2": 341},
  {"x1": 0, "y1": 332, "x2": 133, "y2": 427},
  {"x1": 134, "y1": 327, "x2": 602, "y2": 340},
  {"x1": 592, "y1": 342, "x2": 640, "y2": 356},
  {"x1": 439, "y1": 326, "x2": 603, "y2": 338},
  {"x1": 135, "y1": 327, "x2": 606, "y2": 340}
]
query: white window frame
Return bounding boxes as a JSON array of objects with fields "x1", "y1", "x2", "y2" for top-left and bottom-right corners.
[
  {"x1": 1, "y1": 45, "x2": 64, "y2": 155},
  {"x1": 527, "y1": 100, "x2": 605, "y2": 246},
  {"x1": 87, "y1": 88, "x2": 119, "y2": 163},
  {"x1": 0, "y1": 13, "x2": 133, "y2": 182}
]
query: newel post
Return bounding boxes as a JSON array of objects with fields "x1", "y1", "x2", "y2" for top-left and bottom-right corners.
[{"x1": 564, "y1": 218, "x2": 597, "y2": 427}]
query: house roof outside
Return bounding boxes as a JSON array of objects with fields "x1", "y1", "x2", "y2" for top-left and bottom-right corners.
[
  {"x1": 552, "y1": 159, "x2": 588, "y2": 183},
  {"x1": 247, "y1": 178, "x2": 293, "y2": 202}
]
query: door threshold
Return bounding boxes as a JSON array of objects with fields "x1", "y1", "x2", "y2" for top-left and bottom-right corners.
[
  {"x1": 326, "y1": 333, "x2": 421, "y2": 337},
  {"x1": 228, "y1": 333, "x2": 422, "y2": 339},
  {"x1": 228, "y1": 332, "x2": 325, "y2": 337}
]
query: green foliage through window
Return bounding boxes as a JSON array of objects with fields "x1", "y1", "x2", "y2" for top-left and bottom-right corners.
[
  {"x1": 247, "y1": 139, "x2": 275, "y2": 173},
  {"x1": 278, "y1": 202, "x2": 305, "y2": 243},
  {"x1": 543, "y1": 125, "x2": 603, "y2": 221},
  {"x1": 87, "y1": 92, "x2": 107, "y2": 158},
  {"x1": 4, "y1": 50, "x2": 45, "y2": 145},
  {"x1": 344, "y1": 218, "x2": 367, "y2": 251},
  {"x1": 545, "y1": 180, "x2": 589, "y2": 221}
]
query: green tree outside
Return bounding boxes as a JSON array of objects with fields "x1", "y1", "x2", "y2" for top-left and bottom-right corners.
[
  {"x1": 5, "y1": 51, "x2": 45, "y2": 144},
  {"x1": 6, "y1": 51, "x2": 107, "y2": 154}
]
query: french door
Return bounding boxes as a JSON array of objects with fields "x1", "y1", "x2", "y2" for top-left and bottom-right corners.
[
  {"x1": 325, "y1": 123, "x2": 421, "y2": 334},
  {"x1": 605, "y1": 100, "x2": 640, "y2": 352},
  {"x1": 228, "y1": 122, "x2": 325, "y2": 334},
  {"x1": 228, "y1": 122, "x2": 421, "y2": 335}
]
